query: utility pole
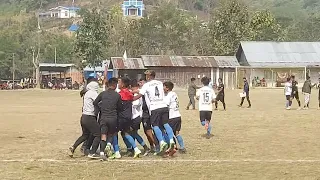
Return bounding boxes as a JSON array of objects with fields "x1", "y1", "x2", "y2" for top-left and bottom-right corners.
[
  {"x1": 12, "y1": 53, "x2": 15, "y2": 90},
  {"x1": 54, "y1": 47, "x2": 57, "y2": 65}
]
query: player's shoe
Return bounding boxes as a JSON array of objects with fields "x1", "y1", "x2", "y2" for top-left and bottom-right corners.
[
  {"x1": 105, "y1": 144, "x2": 113, "y2": 158},
  {"x1": 134, "y1": 149, "x2": 142, "y2": 158},
  {"x1": 206, "y1": 133, "x2": 211, "y2": 139},
  {"x1": 167, "y1": 148, "x2": 177, "y2": 157},
  {"x1": 159, "y1": 142, "x2": 168, "y2": 154},
  {"x1": 88, "y1": 153, "x2": 100, "y2": 159},
  {"x1": 109, "y1": 151, "x2": 122, "y2": 159},
  {"x1": 179, "y1": 148, "x2": 187, "y2": 153},
  {"x1": 247, "y1": 106, "x2": 251, "y2": 108},
  {"x1": 68, "y1": 146, "x2": 75, "y2": 158},
  {"x1": 286, "y1": 106, "x2": 291, "y2": 110},
  {"x1": 143, "y1": 148, "x2": 151, "y2": 156},
  {"x1": 100, "y1": 154, "x2": 107, "y2": 161}
]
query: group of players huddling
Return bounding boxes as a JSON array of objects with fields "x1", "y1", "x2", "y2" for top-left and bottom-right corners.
[{"x1": 68, "y1": 70, "x2": 217, "y2": 160}]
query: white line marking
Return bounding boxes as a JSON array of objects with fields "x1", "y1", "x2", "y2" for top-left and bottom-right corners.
[{"x1": 2, "y1": 159, "x2": 320, "y2": 163}]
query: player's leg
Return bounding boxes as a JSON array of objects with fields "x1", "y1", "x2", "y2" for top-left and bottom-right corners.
[
  {"x1": 143, "y1": 116, "x2": 156, "y2": 152},
  {"x1": 131, "y1": 117, "x2": 150, "y2": 155},
  {"x1": 246, "y1": 94, "x2": 251, "y2": 108},
  {"x1": 205, "y1": 112, "x2": 213, "y2": 139},
  {"x1": 99, "y1": 119, "x2": 111, "y2": 161},
  {"x1": 151, "y1": 109, "x2": 168, "y2": 153},
  {"x1": 214, "y1": 97, "x2": 219, "y2": 110},
  {"x1": 186, "y1": 95, "x2": 192, "y2": 110},
  {"x1": 221, "y1": 95, "x2": 226, "y2": 110},
  {"x1": 68, "y1": 115, "x2": 91, "y2": 157},
  {"x1": 295, "y1": 93, "x2": 301, "y2": 109},
  {"x1": 191, "y1": 95, "x2": 196, "y2": 110},
  {"x1": 110, "y1": 134, "x2": 121, "y2": 159},
  {"x1": 239, "y1": 97, "x2": 245, "y2": 107},
  {"x1": 174, "y1": 117, "x2": 185, "y2": 153},
  {"x1": 86, "y1": 117, "x2": 101, "y2": 159},
  {"x1": 160, "y1": 108, "x2": 175, "y2": 151}
]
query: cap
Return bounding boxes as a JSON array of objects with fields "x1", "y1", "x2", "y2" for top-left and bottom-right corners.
[
  {"x1": 88, "y1": 73, "x2": 97, "y2": 78},
  {"x1": 144, "y1": 70, "x2": 155, "y2": 76}
]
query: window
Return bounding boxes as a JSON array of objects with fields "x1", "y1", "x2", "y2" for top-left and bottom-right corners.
[{"x1": 264, "y1": 70, "x2": 272, "y2": 79}]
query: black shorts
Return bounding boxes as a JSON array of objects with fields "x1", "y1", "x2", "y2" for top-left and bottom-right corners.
[
  {"x1": 169, "y1": 117, "x2": 182, "y2": 132},
  {"x1": 131, "y1": 116, "x2": 142, "y2": 131},
  {"x1": 216, "y1": 94, "x2": 225, "y2": 102},
  {"x1": 80, "y1": 115, "x2": 100, "y2": 137},
  {"x1": 142, "y1": 111, "x2": 152, "y2": 131},
  {"x1": 291, "y1": 92, "x2": 299, "y2": 100},
  {"x1": 286, "y1": 95, "x2": 291, "y2": 101},
  {"x1": 150, "y1": 107, "x2": 169, "y2": 127},
  {"x1": 99, "y1": 117, "x2": 118, "y2": 135},
  {"x1": 118, "y1": 117, "x2": 132, "y2": 132},
  {"x1": 200, "y1": 111, "x2": 212, "y2": 122}
]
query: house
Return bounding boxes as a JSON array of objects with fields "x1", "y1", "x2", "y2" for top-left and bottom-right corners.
[
  {"x1": 39, "y1": 63, "x2": 83, "y2": 84},
  {"x1": 214, "y1": 56, "x2": 240, "y2": 89},
  {"x1": 122, "y1": 0, "x2": 145, "y2": 17},
  {"x1": 140, "y1": 55, "x2": 218, "y2": 88},
  {"x1": 236, "y1": 41, "x2": 320, "y2": 88},
  {"x1": 39, "y1": 6, "x2": 81, "y2": 19},
  {"x1": 83, "y1": 60, "x2": 113, "y2": 80},
  {"x1": 109, "y1": 57, "x2": 146, "y2": 80}
]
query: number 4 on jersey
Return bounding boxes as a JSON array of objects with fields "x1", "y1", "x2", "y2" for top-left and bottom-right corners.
[{"x1": 155, "y1": 86, "x2": 160, "y2": 97}]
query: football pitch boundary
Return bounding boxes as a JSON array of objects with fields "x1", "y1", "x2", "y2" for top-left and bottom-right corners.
[{"x1": 2, "y1": 159, "x2": 320, "y2": 163}]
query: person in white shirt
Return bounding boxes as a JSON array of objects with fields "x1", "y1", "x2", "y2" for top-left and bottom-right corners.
[
  {"x1": 68, "y1": 81, "x2": 101, "y2": 159},
  {"x1": 133, "y1": 70, "x2": 176, "y2": 155},
  {"x1": 130, "y1": 80, "x2": 150, "y2": 156},
  {"x1": 284, "y1": 77, "x2": 293, "y2": 110},
  {"x1": 164, "y1": 81, "x2": 186, "y2": 153},
  {"x1": 196, "y1": 77, "x2": 217, "y2": 139}
]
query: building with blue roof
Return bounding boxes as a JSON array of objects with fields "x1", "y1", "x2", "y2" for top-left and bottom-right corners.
[{"x1": 122, "y1": 0, "x2": 145, "y2": 17}]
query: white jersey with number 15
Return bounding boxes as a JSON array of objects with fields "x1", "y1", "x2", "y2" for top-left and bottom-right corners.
[
  {"x1": 196, "y1": 86, "x2": 216, "y2": 111},
  {"x1": 139, "y1": 80, "x2": 167, "y2": 111}
]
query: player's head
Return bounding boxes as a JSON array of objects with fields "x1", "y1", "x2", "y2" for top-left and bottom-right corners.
[
  {"x1": 144, "y1": 70, "x2": 156, "y2": 80},
  {"x1": 108, "y1": 78, "x2": 118, "y2": 90},
  {"x1": 218, "y1": 78, "x2": 222, "y2": 83},
  {"x1": 306, "y1": 76, "x2": 310, "y2": 80},
  {"x1": 130, "y1": 79, "x2": 139, "y2": 90},
  {"x1": 138, "y1": 77, "x2": 146, "y2": 88},
  {"x1": 191, "y1": 78, "x2": 196, "y2": 82},
  {"x1": 287, "y1": 77, "x2": 291, "y2": 82},
  {"x1": 163, "y1": 81, "x2": 174, "y2": 93},
  {"x1": 118, "y1": 77, "x2": 131, "y2": 89},
  {"x1": 291, "y1": 75, "x2": 295, "y2": 80},
  {"x1": 243, "y1": 77, "x2": 247, "y2": 82},
  {"x1": 201, "y1": 77, "x2": 210, "y2": 86}
]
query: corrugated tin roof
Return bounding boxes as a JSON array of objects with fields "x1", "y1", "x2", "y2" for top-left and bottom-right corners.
[
  {"x1": 239, "y1": 41, "x2": 320, "y2": 67},
  {"x1": 111, "y1": 57, "x2": 145, "y2": 69},
  {"x1": 214, "y1": 56, "x2": 239, "y2": 67},
  {"x1": 141, "y1": 55, "x2": 218, "y2": 67},
  {"x1": 39, "y1": 63, "x2": 75, "y2": 68}
]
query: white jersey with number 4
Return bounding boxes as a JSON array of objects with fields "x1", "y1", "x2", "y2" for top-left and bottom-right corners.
[
  {"x1": 196, "y1": 86, "x2": 216, "y2": 111},
  {"x1": 165, "y1": 91, "x2": 181, "y2": 119},
  {"x1": 140, "y1": 80, "x2": 167, "y2": 111}
]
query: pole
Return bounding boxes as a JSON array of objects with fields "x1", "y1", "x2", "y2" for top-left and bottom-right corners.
[
  {"x1": 12, "y1": 53, "x2": 15, "y2": 90},
  {"x1": 54, "y1": 47, "x2": 57, "y2": 65},
  {"x1": 304, "y1": 66, "x2": 307, "y2": 81}
]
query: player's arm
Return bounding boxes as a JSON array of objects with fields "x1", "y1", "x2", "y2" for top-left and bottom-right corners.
[
  {"x1": 93, "y1": 92, "x2": 102, "y2": 107},
  {"x1": 132, "y1": 95, "x2": 141, "y2": 107},
  {"x1": 211, "y1": 90, "x2": 217, "y2": 103},
  {"x1": 196, "y1": 90, "x2": 200, "y2": 100}
]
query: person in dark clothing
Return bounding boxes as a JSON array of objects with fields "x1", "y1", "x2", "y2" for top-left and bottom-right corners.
[
  {"x1": 186, "y1": 78, "x2": 199, "y2": 110},
  {"x1": 291, "y1": 75, "x2": 301, "y2": 110},
  {"x1": 93, "y1": 78, "x2": 123, "y2": 161},
  {"x1": 302, "y1": 76, "x2": 316, "y2": 109},
  {"x1": 215, "y1": 78, "x2": 226, "y2": 111},
  {"x1": 118, "y1": 77, "x2": 142, "y2": 158},
  {"x1": 239, "y1": 77, "x2": 251, "y2": 108}
]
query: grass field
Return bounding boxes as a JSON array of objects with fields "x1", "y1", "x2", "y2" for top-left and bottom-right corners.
[{"x1": 1, "y1": 89, "x2": 320, "y2": 180}]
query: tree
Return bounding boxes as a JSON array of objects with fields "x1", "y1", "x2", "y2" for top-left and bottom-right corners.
[
  {"x1": 74, "y1": 8, "x2": 108, "y2": 70},
  {"x1": 208, "y1": 0, "x2": 249, "y2": 55},
  {"x1": 249, "y1": 10, "x2": 285, "y2": 41}
]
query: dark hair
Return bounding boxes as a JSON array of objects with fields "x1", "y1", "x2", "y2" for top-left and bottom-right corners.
[
  {"x1": 218, "y1": 78, "x2": 222, "y2": 81},
  {"x1": 120, "y1": 77, "x2": 131, "y2": 88},
  {"x1": 131, "y1": 79, "x2": 139, "y2": 88},
  {"x1": 163, "y1": 81, "x2": 174, "y2": 90},
  {"x1": 201, "y1": 77, "x2": 210, "y2": 86},
  {"x1": 287, "y1": 77, "x2": 291, "y2": 82},
  {"x1": 243, "y1": 77, "x2": 246, "y2": 80},
  {"x1": 108, "y1": 78, "x2": 118, "y2": 87},
  {"x1": 291, "y1": 75, "x2": 295, "y2": 78},
  {"x1": 191, "y1": 78, "x2": 196, "y2": 81}
]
